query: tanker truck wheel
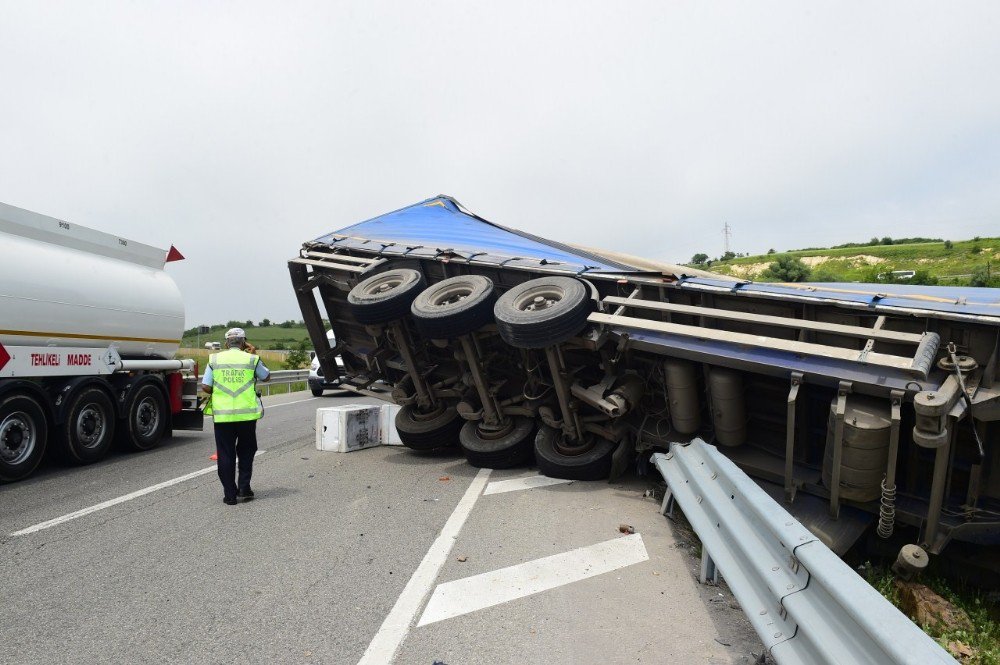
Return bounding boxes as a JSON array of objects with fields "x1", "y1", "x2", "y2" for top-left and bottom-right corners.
[
  {"x1": 534, "y1": 425, "x2": 616, "y2": 481},
  {"x1": 395, "y1": 404, "x2": 462, "y2": 451},
  {"x1": 494, "y1": 277, "x2": 593, "y2": 349},
  {"x1": 347, "y1": 268, "x2": 426, "y2": 324},
  {"x1": 410, "y1": 275, "x2": 496, "y2": 339},
  {"x1": 117, "y1": 384, "x2": 168, "y2": 452},
  {"x1": 57, "y1": 387, "x2": 116, "y2": 465},
  {"x1": 0, "y1": 392, "x2": 48, "y2": 482},
  {"x1": 459, "y1": 416, "x2": 536, "y2": 469}
]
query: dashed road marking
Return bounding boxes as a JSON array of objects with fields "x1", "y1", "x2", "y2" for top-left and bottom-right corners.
[
  {"x1": 358, "y1": 468, "x2": 492, "y2": 665},
  {"x1": 483, "y1": 474, "x2": 573, "y2": 495},
  {"x1": 10, "y1": 450, "x2": 266, "y2": 537},
  {"x1": 417, "y1": 533, "x2": 649, "y2": 626}
]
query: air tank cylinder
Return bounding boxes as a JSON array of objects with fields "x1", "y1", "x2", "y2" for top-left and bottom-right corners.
[
  {"x1": 664, "y1": 359, "x2": 700, "y2": 435},
  {"x1": 822, "y1": 395, "x2": 892, "y2": 502},
  {"x1": 708, "y1": 367, "x2": 746, "y2": 447}
]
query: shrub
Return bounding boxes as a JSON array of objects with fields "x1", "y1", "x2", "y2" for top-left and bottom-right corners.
[
  {"x1": 691, "y1": 253, "x2": 709, "y2": 265},
  {"x1": 763, "y1": 256, "x2": 811, "y2": 282},
  {"x1": 944, "y1": 240, "x2": 953, "y2": 250}
]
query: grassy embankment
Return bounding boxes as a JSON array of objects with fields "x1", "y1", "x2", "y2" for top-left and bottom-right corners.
[
  {"x1": 863, "y1": 565, "x2": 1000, "y2": 663},
  {"x1": 180, "y1": 323, "x2": 313, "y2": 349},
  {"x1": 703, "y1": 237, "x2": 1000, "y2": 285}
]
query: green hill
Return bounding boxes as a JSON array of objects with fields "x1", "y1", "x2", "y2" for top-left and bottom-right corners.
[
  {"x1": 697, "y1": 237, "x2": 1000, "y2": 286},
  {"x1": 181, "y1": 321, "x2": 321, "y2": 349}
]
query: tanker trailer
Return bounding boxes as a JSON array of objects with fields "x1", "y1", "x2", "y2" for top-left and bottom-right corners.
[{"x1": 0, "y1": 202, "x2": 203, "y2": 482}]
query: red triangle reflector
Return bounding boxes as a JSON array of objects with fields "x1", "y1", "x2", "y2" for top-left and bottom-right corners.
[
  {"x1": 0, "y1": 342, "x2": 10, "y2": 373},
  {"x1": 166, "y1": 245, "x2": 185, "y2": 262}
]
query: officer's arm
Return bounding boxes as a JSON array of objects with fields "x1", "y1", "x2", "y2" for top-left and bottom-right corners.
[
  {"x1": 201, "y1": 365, "x2": 214, "y2": 394},
  {"x1": 257, "y1": 360, "x2": 271, "y2": 383}
]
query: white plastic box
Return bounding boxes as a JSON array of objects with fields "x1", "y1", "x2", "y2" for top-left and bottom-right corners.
[
  {"x1": 315, "y1": 405, "x2": 382, "y2": 452},
  {"x1": 380, "y1": 403, "x2": 403, "y2": 446}
]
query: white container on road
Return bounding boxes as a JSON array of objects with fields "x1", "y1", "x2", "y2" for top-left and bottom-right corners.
[
  {"x1": 316, "y1": 404, "x2": 381, "y2": 452},
  {"x1": 380, "y1": 403, "x2": 403, "y2": 446}
]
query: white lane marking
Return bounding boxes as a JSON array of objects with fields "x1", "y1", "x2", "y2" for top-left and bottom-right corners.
[
  {"x1": 10, "y1": 450, "x2": 267, "y2": 537},
  {"x1": 483, "y1": 474, "x2": 573, "y2": 495},
  {"x1": 417, "y1": 533, "x2": 649, "y2": 627},
  {"x1": 358, "y1": 468, "x2": 492, "y2": 665},
  {"x1": 266, "y1": 397, "x2": 318, "y2": 408}
]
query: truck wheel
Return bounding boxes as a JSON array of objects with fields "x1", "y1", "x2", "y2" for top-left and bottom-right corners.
[
  {"x1": 534, "y1": 425, "x2": 616, "y2": 481},
  {"x1": 347, "y1": 269, "x2": 426, "y2": 324},
  {"x1": 0, "y1": 393, "x2": 48, "y2": 482},
  {"x1": 395, "y1": 404, "x2": 462, "y2": 451},
  {"x1": 118, "y1": 384, "x2": 167, "y2": 452},
  {"x1": 494, "y1": 277, "x2": 592, "y2": 348},
  {"x1": 460, "y1": 416, "x2": 535, "y2": 469},
  {"x1": 411, "y1": 275, "x2": 496, "y2": 339},
  {"x1": 58, "y1": 387, "x2": 116, "y2": 464}
]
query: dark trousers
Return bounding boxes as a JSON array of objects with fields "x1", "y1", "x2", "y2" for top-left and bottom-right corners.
[{"x1": 214, "y1": 420, "x2": 258, "y2": 499}]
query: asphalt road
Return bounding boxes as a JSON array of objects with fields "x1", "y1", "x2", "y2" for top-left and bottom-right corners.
[{"x1": 0, "y1": 391, "x2": 762, "y2": 664}]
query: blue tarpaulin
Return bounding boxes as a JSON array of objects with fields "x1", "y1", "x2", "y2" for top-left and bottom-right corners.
[
  {"x1": 314, "y1": 195, "x2": 1000, "y2": 318},
  {"x1": 315, "y1": 195, "x2": 638, "y2": 273}
]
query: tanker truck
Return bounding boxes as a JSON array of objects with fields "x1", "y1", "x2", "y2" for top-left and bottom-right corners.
[{"x1": 0, "y1": 202, "x2": 203, "y2": 482}]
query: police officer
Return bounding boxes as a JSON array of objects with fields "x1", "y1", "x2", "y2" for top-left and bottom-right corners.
[{"x1": 202, "y1": 328, "x2": 270, "y2": 505}]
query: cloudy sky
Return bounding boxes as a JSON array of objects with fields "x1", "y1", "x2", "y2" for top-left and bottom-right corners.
[{"x1": 2, "y1": 2, "x2": 999, "y2": 327}]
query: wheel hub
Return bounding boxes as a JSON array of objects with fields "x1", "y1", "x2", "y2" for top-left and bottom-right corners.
[
  {"x1": 136, "y1": 397, "x2": 159, "y2": 436},
  {"x1": 431, "y1": 284, "x2": 473, "y2": 307},
  {"x1": 0, "y1": 412, "x2": 35, "y2": 464},
  {"x1": 554, "y1": 433, "x2": 595, "y2": 456},
  {"x1": 476, "y1": 418, "x2": 514, "y2": 440},
  {"x1": 76, "y1": 407, "x2": 105, "y2": 448}
]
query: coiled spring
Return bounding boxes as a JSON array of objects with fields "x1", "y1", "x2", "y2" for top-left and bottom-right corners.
[{"x1": 877, "y1": 477, "x2": 897, "y2": 538}]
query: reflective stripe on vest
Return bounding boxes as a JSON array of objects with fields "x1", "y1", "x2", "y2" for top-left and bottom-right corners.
[{"x1": 208, "y1": 349, "x2": 263, "y2": 422}]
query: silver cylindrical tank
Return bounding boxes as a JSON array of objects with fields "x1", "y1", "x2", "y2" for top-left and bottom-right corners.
[
  {"x1": 0, "y1": 226, "x2": 184, "y2": 360},
  {"x1": 664, "y1": 359, "x2": 701, "y2": 434},
  {"x1": 822, "y1": 395, "x2": 892, "y2": 503},
  {"x1": 709, "y1": 367, "x2": 746, "y2": 447}
]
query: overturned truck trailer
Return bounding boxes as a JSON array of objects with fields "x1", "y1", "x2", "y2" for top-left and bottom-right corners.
[{"x1": 290, "y1": 196, "x2": 1000, "y2": 568}]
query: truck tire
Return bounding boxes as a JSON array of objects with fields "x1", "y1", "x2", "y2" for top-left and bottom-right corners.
[
  {"x1": 117, "y1": 384, "x2": 168, "y2": 452},
  {"x1": 57, "y1": 387, "x2": 116, "y2": 465},
  {"x1": 494, "y1": 277, "x2": 592, "y2": 348},
  {"x1": 395, "y1": 404, "x2": 461, "y2": 451},
  {"x1": 459, "y1": 416, "x2": 535, "y2": 469},
  {"x1": 347, "y1": 269, "x2": 426, "y2": 324},
  {"x1": 410, "y1": 275, "x2": 496, "y2": 339},
  {"x1": 534, "y1": 425, "x2": 616, "y2": 481},
  {"x1": 0, "y1": 392, "x2": 48, "y2": 482}
]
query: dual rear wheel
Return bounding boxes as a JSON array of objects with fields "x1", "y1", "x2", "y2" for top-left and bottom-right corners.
[
  {"x1": 0, "y1": 381, "x2": 169, "y2": 483},
  {"x1": 346, "y1": 268, "x2": 615, "y2": 477}
]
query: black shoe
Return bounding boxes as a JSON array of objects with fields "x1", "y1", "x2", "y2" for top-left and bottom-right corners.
[
  {"x1": 223, "y1": 496, "x2": 238, "y2": 506},
  {"x1": 237, "y1": 488, "x2": 254, "y2": 502}
]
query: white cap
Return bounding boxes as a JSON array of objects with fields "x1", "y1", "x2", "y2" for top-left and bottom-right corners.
[{"x1": 225, "y1": 327, "x2": 246, "y2": 340}]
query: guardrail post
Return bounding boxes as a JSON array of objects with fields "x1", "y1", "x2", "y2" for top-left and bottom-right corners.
[{"x1": 700, "y1": 549, "x2": 719, "y2": 585}]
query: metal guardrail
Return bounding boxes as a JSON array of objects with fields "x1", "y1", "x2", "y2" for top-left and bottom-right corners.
[
  {"x1": 198, "y1": 369, "x2": 310, "y2": 396},
  {"x1": 652, "y1": 441, "x2": 955, "y2": 665},
  {"x1": 258, "y1": 369, "x2": 309, "y2": 395}
]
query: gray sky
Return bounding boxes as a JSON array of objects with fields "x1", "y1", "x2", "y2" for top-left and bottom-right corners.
[{"x1": 2, "y1": 1, "x2": 999, "y2": 327}]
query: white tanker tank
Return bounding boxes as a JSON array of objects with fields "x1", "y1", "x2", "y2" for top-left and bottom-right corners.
[
  {"x1": 0, "y1": 201, "x2": 203, "y2": 483},
  {"x1": 0, "y1": 201, "x2": 184, "y2": 359}
]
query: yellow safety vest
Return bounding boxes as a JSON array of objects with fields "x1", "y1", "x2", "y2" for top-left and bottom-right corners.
[{"x1": 206, "y1": 349, "x2": 263, "y2": 422}]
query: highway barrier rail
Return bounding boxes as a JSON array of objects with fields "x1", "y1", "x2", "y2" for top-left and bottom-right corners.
[
  {"x1": 652, "y1": 441, "x2": 956, "y2": 665},
  {"x1": 198, "y1": 369, "x2": 310, "y2": 396}
]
